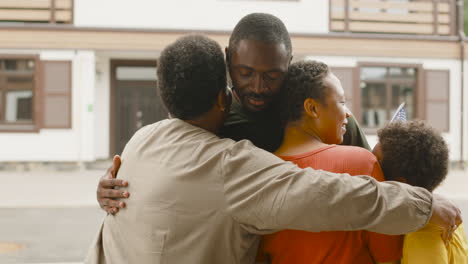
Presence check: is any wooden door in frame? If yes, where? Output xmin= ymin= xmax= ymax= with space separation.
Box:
xmin=111 ymin=61 xmax=167 ymax=156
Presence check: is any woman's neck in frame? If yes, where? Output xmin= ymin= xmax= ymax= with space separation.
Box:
xmin=275 ymin=123 xmax=327 ymax=157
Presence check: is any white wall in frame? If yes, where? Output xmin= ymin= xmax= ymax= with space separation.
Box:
xmin=74 ymin=0 xmax=329 ymax=34
xmin=464 ymin=60 xmax=468 ymax=164
xmin=306 ymin=55 xmax=463 ymax=161
xmin=0 ymin=50 xmax=96 ymax=161
xmin=93 ymin=56 xmax=110 ymax=160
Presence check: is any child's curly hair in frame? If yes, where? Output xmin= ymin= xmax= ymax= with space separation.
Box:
xmin=377 ymin=121 xmax=449 ymax=191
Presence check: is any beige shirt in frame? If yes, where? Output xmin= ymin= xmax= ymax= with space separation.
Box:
xmin=86 ymin=119 xmax=433 ymax=264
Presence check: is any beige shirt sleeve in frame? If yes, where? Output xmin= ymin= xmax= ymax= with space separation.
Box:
xmin=221 ymin=140 xmax=433 ymax=235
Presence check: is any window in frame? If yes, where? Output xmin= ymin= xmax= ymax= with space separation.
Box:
xmin=359 ymin=65 xmax=418 ymax=129
xmin=329 ymin=0 xmax=454 ymax=36
xmin=0 ymin=0 xmax=73 ymax=24
xmin=0 ymin=57 xmax=39 ymax=131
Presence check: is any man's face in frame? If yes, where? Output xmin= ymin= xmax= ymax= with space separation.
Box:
xmin=227 ymin=39 xmax=290 ymax=112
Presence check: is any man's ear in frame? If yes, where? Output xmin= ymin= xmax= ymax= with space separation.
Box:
xmin=217 ymin=88 xmax=231 ymax=112
xmin=225 ymin=47 xmax=230 ymax=63
xmin=303 ymin=98 xmax=320 ymax=118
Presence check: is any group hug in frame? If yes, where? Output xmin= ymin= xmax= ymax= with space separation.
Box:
xmin=86 ymin=13 xmax=467 ymax=264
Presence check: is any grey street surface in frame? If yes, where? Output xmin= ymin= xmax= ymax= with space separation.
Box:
xmin=0 ymin=166 xmax=467 ymax=263
xmin=0 ymin=208 xmax=104 ymax=264
xmin=0 ymin=168 xmax=105 ymax=264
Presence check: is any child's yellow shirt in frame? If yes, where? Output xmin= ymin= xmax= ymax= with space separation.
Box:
xmin=402 ymin=223 xmax=468 ymax=264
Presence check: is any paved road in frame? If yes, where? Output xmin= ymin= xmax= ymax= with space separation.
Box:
xmin=0 ymin=207 xmax=105 ymax=264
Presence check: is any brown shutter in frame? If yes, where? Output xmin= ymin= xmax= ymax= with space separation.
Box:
xmin=424 ymin=70 xmax=450 ymax=132
xmin=41 ymin=61 xmax=72 ymax=128
xmin=331 ymin=67 xmax=355 ymax=112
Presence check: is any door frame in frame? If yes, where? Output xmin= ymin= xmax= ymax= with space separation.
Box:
xmin=109 ymin=59 xmax=157 ymax=156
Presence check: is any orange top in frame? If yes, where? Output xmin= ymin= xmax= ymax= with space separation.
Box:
xmin=260 ymin=145 xmax=403 ymax=264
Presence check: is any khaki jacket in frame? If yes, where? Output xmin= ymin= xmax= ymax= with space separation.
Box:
xmin=85 ymin=119 xmax=432 ymax=264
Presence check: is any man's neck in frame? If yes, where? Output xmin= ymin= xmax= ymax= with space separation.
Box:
xmin=184 ymin=113 xmax=221 ymax=134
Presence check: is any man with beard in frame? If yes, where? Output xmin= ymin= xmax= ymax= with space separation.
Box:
xmin=220 ymin=13 xmax=369 ymax=153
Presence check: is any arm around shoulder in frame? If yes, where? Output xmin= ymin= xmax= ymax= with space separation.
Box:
xmin=221 ymin=140 xmax=433 ymax=235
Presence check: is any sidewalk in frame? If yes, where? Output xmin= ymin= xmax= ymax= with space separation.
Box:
xmin=0 ymin=169 xmax=102 ymax=208
xmin=0 ymin=167 xmax=107 ymax=264
xmin=434 ymin=168 xmax=468 ymax=200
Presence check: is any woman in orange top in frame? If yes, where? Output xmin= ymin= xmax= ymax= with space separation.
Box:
xmin=259 ymin=61 xmax=402 ymax=264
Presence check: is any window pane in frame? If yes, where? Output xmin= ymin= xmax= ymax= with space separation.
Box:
xmin=0 ymin=59 xmax=34 ymax=72
xmin=0 ymin=58 xmax=36 ymax=127
xmin=389 ymin=67 xmax=416 ymax=81
xmin=391 ymin=84 xmax=414 ymax=120
xmin=361 ymin=67 xmax=386 ymax=81
xmin=116 ymin=66 xmax=157 ymax=81
xmin=361 ymin=82 xmax=387 ymax=128
xmin=5 ymin=90 xmax=33 ymax=122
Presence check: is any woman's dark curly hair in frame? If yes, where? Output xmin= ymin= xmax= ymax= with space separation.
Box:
xmin=377 ymin=121 xmax=449 ymax=191
xmin=158 ymin=34 xmax=227 ymax=120
xmin=280 ymin=60 xmax=329 ymax=124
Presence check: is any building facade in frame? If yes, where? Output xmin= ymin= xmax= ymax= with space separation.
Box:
xmin=0 ymin=0 xmax=466 ymax=163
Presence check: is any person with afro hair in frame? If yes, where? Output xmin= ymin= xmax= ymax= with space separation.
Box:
xmin=373 ymin=121 xmax=468 ymax=264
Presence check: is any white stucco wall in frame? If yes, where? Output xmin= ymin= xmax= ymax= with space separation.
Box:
xmin=93 ymin=56 xmax=110 ymax=160
xmin=74 ymin=0 xmax=329 ymax=34
xmin=0 ymin=50 xmax=96 ymax=161
xmin=464 ymin=60 xmax=468 ymax=164
xmin=305 ymin=55 xmax=463 ymax=161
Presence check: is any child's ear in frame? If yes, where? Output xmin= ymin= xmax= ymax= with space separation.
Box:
xmin=303 ymin=98 xmax=320 ymax=118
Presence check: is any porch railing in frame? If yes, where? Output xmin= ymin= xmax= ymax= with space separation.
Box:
xmin=330 ymin=0 xmax=456 ymax=35
xmin=0 ymin=0 xmax=73 ymax=24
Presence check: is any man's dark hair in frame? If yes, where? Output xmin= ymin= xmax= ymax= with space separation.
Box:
xmin=377 ymin=121 xmax=449 ymax=192
xmin=228 ymin=13 xmax=292 ymax=58
xmin=280 ymin=60 xmax=329 ymax=124
xmin=157 ymin=34 xmax=226 ymax=120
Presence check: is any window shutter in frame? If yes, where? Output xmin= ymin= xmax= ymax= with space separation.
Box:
xmin=41 ymin=61 xmax=72 ymax=128
xmin=331 ymin=67 xmax=355 ymax=112
xmin=424 ymin=70 xmax=449 ymax=132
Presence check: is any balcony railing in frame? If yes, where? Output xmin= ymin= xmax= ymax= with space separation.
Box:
xmin=0 ymin=0 xmax=73 ymax=24
xmin=330 ymin=0 xmax=456 ymax=36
